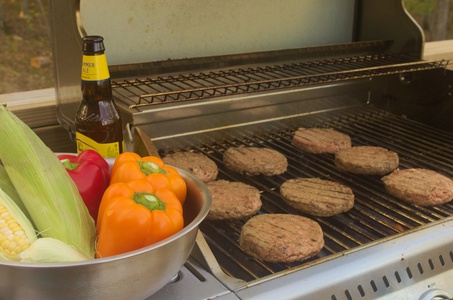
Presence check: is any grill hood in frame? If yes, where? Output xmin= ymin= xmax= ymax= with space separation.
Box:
xmin=50 ymin=0 xmax=425 ymax=133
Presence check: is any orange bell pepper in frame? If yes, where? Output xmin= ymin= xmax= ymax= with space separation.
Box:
xmin=110 ymin=152 xmax=187 ymax=204
xmin=96 ymin=179 xmax=184 ymax=258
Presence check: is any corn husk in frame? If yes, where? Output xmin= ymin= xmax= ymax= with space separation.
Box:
xmin=19 ymin=238 xmax=88 ymax=263
xmin=0 ymin=164 xmax=31 ymax=220
xmin=0 ymin=105 xmax=96 ymax=259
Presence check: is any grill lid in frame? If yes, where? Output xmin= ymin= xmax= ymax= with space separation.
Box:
xmin=51 ymin=0 xmax=424 ymax=132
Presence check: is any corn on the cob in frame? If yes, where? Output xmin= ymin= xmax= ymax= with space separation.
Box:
xmin=0 ymin=188 xmax=37 ymax=261
xmin=0 ymin=188 xmax=87 ymax=262
xmin=0 ymin=204 xmax=29 ymax=257
xmin=0 ymin=105 xmax=96 ymax=259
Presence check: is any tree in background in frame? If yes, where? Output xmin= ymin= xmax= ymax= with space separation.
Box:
xmin=404 ymin=0 xmax=452 ymax=41
xmin=432 ymin=0 xmax=450 ymax=40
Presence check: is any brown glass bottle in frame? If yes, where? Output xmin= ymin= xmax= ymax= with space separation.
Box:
xmin=75 ymin=36 xmax=124 ymax=158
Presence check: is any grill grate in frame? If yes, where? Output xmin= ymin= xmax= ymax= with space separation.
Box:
xmin=163 ymin=105 xmax=453 ymax=282
xmin=111 ymin=55 xmax=448 ymax=109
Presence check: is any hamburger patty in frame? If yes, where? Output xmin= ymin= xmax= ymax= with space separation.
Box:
xmin=335 ymin=146 xmax=399 ymax=175
xmin=280 ymin=178 xmax=354 ymax=217
xmin=382 ymin=168 xmax=453 ymax=206
xmin=239 ymin=214 xmax=324 ymax=263
xmin=162 ymin=151 xmax=218 ymax=182
xmin=206 ymin=180 xmax=262 ymax=220
xmin=291 ymin=128 xmax=352 ymax=154
xmin=223 ymin=146 xmax=288 ymax=176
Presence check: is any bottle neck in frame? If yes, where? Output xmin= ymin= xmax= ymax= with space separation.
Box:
xmin=81 ymin=53 xmax=110 ymax=81
xmin=81 ymin=52 xmax=112 ymax=101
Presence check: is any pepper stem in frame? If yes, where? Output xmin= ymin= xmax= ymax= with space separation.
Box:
xmin=133 ymin=192 xmax=166 ymax=211
xmin=60 ymin=159 xmax=78 ymax=171
xmin=138 ymin=161 xmax=166 ymax=175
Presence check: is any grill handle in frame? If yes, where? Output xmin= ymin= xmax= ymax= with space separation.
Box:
xmin=190 ymin=231 xmax=247 ymax=291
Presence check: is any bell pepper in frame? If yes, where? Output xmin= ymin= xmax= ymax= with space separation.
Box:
xmin=95 ymin=179 xmax=184 ymax=258
xmin=58 ymin=150 xmax=110 ymax=221
xmin=110 ymin=152 xmax=187 ymax=204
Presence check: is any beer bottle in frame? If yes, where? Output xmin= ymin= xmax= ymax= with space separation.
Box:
xmin=75 ymin=35 xmax=124 ymax=158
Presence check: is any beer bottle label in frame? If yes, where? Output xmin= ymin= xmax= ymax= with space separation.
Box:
xmin=81 ymin=54 xmax=110 ymax=81
xmin=75 ymin=132 xmax=124 ymax=158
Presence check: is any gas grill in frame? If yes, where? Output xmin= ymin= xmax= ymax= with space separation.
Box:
xmin=49 ymin=0 xmax=453 ymax=299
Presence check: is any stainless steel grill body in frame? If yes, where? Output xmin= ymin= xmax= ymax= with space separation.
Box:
xmin=130 ymin=56 xmax=453 ymax=299
xmin=49 ymin=1 xmax=453 ymax=299
xmin=143 ymin=93 xmax=453 ymax=300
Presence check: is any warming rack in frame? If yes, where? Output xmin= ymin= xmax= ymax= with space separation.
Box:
xmin=158 ymin=104 xmax=453 ymax=283
xmin=111 ymin=54 xmax=448 ymax=108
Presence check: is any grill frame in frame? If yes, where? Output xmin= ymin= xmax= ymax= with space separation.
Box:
xmin=117 ymin=54 xmax=453 ymax=298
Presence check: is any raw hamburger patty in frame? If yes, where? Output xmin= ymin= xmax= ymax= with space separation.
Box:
xmin=280 ymin=178 xmax=354 ymax=217
xmin=223 ymin=146 xmax=288 ymax=176
xmin=335 ymin=146 xmax=399 ymax=175
xmin=206 ymin=180 xmax=262 ymax=220
xmin=291 ymin=128 xmax=351 ymax=154
xmin=382 ymin=168 xmax=453 ymax=206
xmin=162 ymin=151 xmax=218 ymax=182
xmin=239 ymin=214 xmax=324 ymax=263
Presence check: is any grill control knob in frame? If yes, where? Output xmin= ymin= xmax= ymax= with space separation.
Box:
xmin=419 ymin=289 xmax=453 ymax=300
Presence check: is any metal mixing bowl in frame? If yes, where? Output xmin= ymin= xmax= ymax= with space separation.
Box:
xmin=0 ymin=168 xmax=211 ymax=300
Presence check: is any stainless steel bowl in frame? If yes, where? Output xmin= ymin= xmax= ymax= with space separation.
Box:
xmin=0 ymin=168 xmax=211 ymax=300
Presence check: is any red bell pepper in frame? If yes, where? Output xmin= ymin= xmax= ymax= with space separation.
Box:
xmin=58 ymin=150 xmax=110 ymax=221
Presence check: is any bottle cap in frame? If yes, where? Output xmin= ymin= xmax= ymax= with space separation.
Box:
xmin=82 ymin=36 xmax=105 ymax=54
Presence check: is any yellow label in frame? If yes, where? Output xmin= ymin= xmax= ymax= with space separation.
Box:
xmin=75 ymin=132 xmax=124 ymax=158
xmin=81 ymin=54 xmax=110 ymax=81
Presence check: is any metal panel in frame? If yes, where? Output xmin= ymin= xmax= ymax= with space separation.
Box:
xmin=356 ymin=0 xmax=424 ymax=58
xmin=79 ymin=0 xmax=355 ymax=65
xmin=49 ymin=0 xmax=84 ymax=132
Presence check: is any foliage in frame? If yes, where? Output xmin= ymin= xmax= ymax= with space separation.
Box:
xmin=404 ymin=0 xmax=453 ymax=41
xmin=0 ymin=0 xmax=53 ymax=94
xmin=404 ymin=0 xmax=436 ymax=14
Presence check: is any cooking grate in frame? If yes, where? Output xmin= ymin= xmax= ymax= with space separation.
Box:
xmin=161 ymin=105 xmax=453 ymax=282
xmin=111 ymin=55 xmax=448 ymax=109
